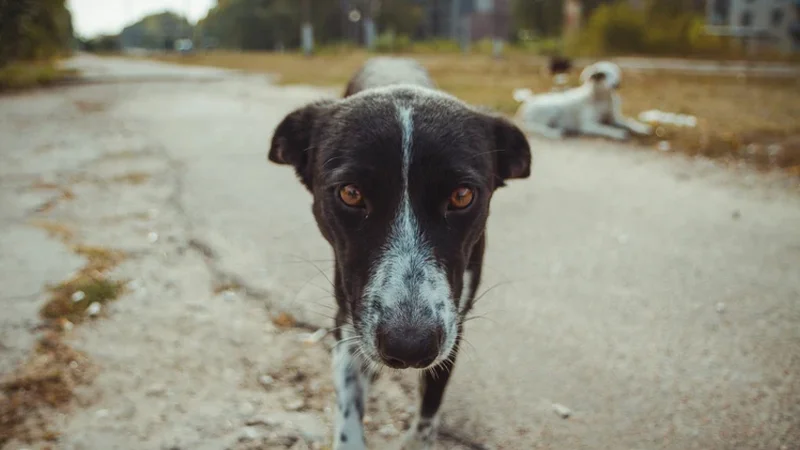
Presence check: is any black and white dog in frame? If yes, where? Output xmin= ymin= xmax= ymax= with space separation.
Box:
xmin=268 ymin=56 xmax=532 ymax=449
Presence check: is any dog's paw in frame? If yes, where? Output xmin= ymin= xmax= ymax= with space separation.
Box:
xmin=394 ymin=419 xmax=438 ymax=450
xmin=394 ymin=432 xmax=436 ymax=450
xmin=611 ymin=128 xmax=630 ymax=141
xmin=636 ymin=123 xmax=653 ymax=136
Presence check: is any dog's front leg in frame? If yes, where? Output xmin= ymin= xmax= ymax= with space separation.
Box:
xmin=581 ymin=122 xmax=629 ymax=140
xmin=397 ymin=345 xmax=460 ymax=450
xmin=611 ymin=95 xmax=652 ymax=135
xmin=333 ymin=332 xmax=375 ymax=450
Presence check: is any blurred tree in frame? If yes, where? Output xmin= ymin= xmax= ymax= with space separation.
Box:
xmin=197 ymin=0 xmax=341 ymax=50
xmin=0 ymin=0 xmax=74 ymax=67
xmin=120 ymin=12 xmax=193 ymax=49
xmin=512 ymin=0 xmax=564 ymax=39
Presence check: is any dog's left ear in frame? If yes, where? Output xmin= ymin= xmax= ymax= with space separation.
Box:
xmin=489 ymin=116 xmax=532 ymax=187
xmin=268 ymin=99 xmax=336 ymax=191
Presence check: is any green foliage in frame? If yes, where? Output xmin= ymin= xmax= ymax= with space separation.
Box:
xmin=0 ymin=0 xmax=74 ymax=67
xmin=567 ymin=0 xmax=732 ymax=57
xmin=512 ymin=0 xmax=563 ymax=40
xmin=374 ymin=31 xmax=413 ymax=53
xmin=0 ymin=62 xmax=77 ymax=92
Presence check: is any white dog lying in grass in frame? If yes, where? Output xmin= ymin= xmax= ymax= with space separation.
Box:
xmin=514 ymin=61 xmax=653 ymax=141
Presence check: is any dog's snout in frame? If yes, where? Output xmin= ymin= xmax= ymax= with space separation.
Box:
xmin=376 ymin=321 xmax=443 ymax=369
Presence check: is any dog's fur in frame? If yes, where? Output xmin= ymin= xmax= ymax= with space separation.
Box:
xmin=268 ymin=56 xmax=531 ymax=449
xmin=515 ymin=61 xmax=652 ymax=141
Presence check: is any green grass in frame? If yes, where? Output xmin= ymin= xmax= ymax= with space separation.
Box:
xmin=0 ymin=62 xmax=78 ymax=93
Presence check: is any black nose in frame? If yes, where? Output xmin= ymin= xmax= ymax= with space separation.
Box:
xmin=376 ymin=322 xmax=443 ymax=369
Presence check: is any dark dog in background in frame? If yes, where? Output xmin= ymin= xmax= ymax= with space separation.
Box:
xmin=268 ymin=56 xmax=532 ymax=449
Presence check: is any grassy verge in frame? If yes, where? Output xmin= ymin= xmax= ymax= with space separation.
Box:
xmin=0 ymin=62 xmax=78 ymax=93
xmin=151 ymin=50 xmax=800 ymax=175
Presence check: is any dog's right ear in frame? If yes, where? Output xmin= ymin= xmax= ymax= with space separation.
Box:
xmin=268 ymin=100 xmax=336 ymax=191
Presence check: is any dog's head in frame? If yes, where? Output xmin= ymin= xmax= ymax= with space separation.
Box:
xmin=268 ymin=85 xmax=531 ymax=370
xmin=580 ymin=61 xmax=622 ymax=89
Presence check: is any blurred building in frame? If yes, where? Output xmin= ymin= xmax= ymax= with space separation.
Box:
xmin=410 ymin=0 xmax=511 ymax=41
xmin=707 ymin=0 xmax=800 ymax=53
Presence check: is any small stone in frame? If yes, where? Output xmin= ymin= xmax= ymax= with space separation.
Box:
xmin=716 ymin=302 xmax=726 ymax=313
xmin=147 ymin=231 xmax=159 ymax=243
xmin=222 ymin=290 xmax=237 ymax=302
xmin=69 ymin=361 xmax=78 ymax=369
xmin=258 ymin=374 xmax=275 ymax=388
xmin=61 ymin=319 xmax=74 ymax=331
xmin=239 ymin=427 xmax=259 ymax=441
xmin=362 ymin=415 xmax=373 ymax=425
xmin=86 ymin=302 xmax=101 ymax=317
xmin=301 ymin=328 xmax=327 ymax=345
xmin=378 ymin=424 xmax=398 ymax=437
xmin=552 ymin=403 xmax=572 ymax=419
xmin=95 ymin=409 xmax=110 ymax=418
xmin=71 ymin=291 xmax=86 ymax=302
xmin=285 ymin=398 xmax=305 ymax=411
xmin=657 ymin=140 xmax=671 ymax=152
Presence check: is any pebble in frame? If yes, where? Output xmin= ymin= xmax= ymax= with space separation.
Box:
xmin=86 ymin=302 xmax=101 ymax=317
xmin=552 ymin=403 xmax=572 ymax=419
xmin=716 ymin=302 xmax=726 ymax=313
xmin=95 ymin=409 xmax=110 ymax=418
xmin=147 ymin=231 xmax=159 ymax=243
xmin=658 ymin=140 xmax=671 ymax=152
xmin=258 ymin=374 xmax=275 ymax=387
xmin=285 ymin=398 xmax=305 ymax=411
xmin=71 ymin=290 xmax=86 ymax=302
xmin=222 ymin=290 xmax=237 ymax=302
xmin=301 ymin=328 xmax=327 ymax=345
xmin=239 ymin=427 xmax=260 ymax=441
xmin=378 ymin=424 xmax=398 ymax=437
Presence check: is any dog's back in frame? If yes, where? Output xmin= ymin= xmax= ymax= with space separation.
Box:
xmin=343 ymin=57 xmax=435 ymax=97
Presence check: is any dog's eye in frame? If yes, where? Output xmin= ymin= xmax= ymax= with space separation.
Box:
xmin=339 ymin=184 xmax=365 ymax=208
xmin=448 ymin=186 xmax=474 ymax=210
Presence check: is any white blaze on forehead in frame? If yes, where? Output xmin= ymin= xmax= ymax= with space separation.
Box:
xmin=361 ymin=102 xmax=458 ymax=364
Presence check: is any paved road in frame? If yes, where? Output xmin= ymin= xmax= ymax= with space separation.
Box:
xmin=2 ymin=55 xmax=799 ymax=450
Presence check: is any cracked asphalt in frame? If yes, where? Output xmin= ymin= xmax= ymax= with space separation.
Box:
xmin=1 ymin=54 xmax=799 ymax=450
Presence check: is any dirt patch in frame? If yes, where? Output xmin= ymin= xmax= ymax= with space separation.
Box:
xmin=0 ymin=333 xmax=96 ymax=447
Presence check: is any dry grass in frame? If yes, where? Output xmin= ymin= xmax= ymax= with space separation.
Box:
xmin=30 ymin=220 xmax=75 ymax=243
xmin=0 ymin=333 xmax=95 ymax=446
xmin=39 ymin=245 xmax=127 ymax=327
xmin=152 ymin=50 xmax=800 ymax=174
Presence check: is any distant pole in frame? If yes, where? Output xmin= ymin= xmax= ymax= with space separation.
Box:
xmin=450 ymin=0 xmax=461 ymax=39
xmin=364 ymin=0 xmax=377 ymax=51
xmin=301 ymin=0 xmax=314 ymax=56
xmin=491 ymin=0 xmax=504 ymax=58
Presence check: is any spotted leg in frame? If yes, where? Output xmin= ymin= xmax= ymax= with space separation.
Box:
xmin=332 ymin=328 xmax=376 ymax=450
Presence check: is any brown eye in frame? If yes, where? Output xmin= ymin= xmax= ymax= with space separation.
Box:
xmin=448 ymin=186 xmax=474 ymax=210
xmin=339 ymin=184 xmax=365 ymax=208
